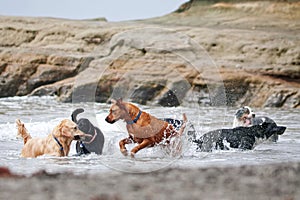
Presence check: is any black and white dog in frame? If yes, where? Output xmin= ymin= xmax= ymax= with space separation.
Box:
xmin=163 ymin=118 xmax=196 ymax=142
xmin=233 ymin=106 xmax=280 ymax=142
xmin=71 ymin=108 xmax=105 ymax=155
xmin=232 ymin=106 xmax=255 ymax=127
xmin=193 ymin=122 xmax=286 ymax=152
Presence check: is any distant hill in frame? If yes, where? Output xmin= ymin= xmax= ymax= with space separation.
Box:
xmin=147 ymin=0 xmax=300 ymax=32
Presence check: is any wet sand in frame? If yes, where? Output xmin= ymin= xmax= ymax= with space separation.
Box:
xmin=1 ymin=162 xmax=299 ymax=200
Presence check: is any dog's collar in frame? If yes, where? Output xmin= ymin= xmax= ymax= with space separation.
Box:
xmin=53 ymin=135 xmax=64 ymax=153
xmin=126 ymin=110 xmax=142 ymax=125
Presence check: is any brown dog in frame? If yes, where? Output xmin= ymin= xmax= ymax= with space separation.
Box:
xmin=105 ymin=99 xmax=187 ymax=157
xmin=16 ymin=119 xmax=90 ymax=158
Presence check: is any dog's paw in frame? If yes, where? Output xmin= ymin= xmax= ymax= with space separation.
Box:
xmin=130 ymin=152 xmax=135 ymax=158
xmin=120 ymin=149 xmax=128 ymax=156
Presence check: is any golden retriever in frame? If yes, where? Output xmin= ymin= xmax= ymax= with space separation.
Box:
xmin=105 ymin=99 xmax=187 ymax=157
xmin=16 ymin=119 xmax=90 ymax=158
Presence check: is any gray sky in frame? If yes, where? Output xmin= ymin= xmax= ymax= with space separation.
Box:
xmin=0 ymin=0 xmax=188 ymax=21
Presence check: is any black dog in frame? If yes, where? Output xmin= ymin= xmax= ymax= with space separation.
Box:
xmin=71 ymin=108 xmax=105 ymax=155
xmin=193 ymin=122 xmax=286 ymax=152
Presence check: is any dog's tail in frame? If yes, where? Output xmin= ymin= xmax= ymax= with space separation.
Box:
xmin=178 ymin=113 xmax=187 ymax=136
xmin=71 ymin=108 xmax=84 ymax=123
xmin=16 ymin=119 xmax=32 ymax=145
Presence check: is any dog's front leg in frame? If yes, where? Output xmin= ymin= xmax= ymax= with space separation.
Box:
xmin=130 ymin=139 xmax=152 ymax=158
xmin=119 ymin=137 xmax=133 ymax=156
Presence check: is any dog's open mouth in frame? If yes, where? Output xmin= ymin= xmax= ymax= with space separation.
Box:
xmin=242 ymin=117 xmax=251 ymax=126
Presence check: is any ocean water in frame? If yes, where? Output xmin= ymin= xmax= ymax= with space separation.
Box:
xmin=0 ymin=96 xmax=299 ymax=175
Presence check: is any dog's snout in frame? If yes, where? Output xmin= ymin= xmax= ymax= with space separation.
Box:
xmin=74 ymin=133 xmax=92 ymax=141
xmin=252 ymin=114 xmax=256 ymax=118
xmin=105 ymin=116 xmax=115 ymax=124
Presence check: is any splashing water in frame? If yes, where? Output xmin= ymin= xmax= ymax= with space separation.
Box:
xmin=0 ymin=96 xmax=299 ymax=175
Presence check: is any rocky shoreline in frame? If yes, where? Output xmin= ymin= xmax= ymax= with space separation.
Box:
xmin=0 ymin=1 xmax=299 ymax=108
xmin=1 ymin=162 xmax=300 ymax=200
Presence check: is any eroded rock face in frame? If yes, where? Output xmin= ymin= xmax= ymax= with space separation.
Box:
xmin=0 ymin=1 xmax=299 ymax=108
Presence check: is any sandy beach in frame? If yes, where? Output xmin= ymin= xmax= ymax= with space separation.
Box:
xmin=1 ymin=162 xmax=299 ymax=200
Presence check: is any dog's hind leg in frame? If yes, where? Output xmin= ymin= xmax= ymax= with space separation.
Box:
xmin=130 ymin=139 xmax=152 ymax=158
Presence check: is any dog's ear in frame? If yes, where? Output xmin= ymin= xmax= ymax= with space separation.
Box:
xmin=116 ymin=98 xmax=123 ymax=106
xmin=116 ymin=98 xmax=123 ymax=104
xmin=61 ymin=126 xmax=73 ymax=138
xmin=110 ymin=99 xmax=117 ymax=104
xmin=57 ymin=120 xmax=73 ymax=138
xmin=235 ymin=108 xmax=244 ymax=118
xmin=116 ymin=98 xmax=128 ymax=111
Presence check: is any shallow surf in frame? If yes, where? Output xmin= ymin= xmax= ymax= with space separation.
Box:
xmin=0 ymin=96 xmax=299 ymax=175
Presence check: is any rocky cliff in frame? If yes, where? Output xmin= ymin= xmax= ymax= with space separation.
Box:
xmin=0 ymin=1 xmax=299 ymax=108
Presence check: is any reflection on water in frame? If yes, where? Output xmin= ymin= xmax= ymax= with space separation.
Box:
xmin=0 ymin=96 xmax=299 ymax=175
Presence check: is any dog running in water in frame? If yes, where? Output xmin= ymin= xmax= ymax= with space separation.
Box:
xmin=105 ymin=99 xmax=187 ymax=157
xmin=193 ymin=122 xmax=286 ymax=152
xmin=233 ymin=106 xmax=282 ymax=142
xmin=16 ymin=119 xmax=90 ymax=158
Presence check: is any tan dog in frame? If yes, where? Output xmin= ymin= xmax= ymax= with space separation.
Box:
xmin=16 ymin=119 xmax=90 ymax=158
xmin=105 ymin=99 xmax=187 ymax=157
